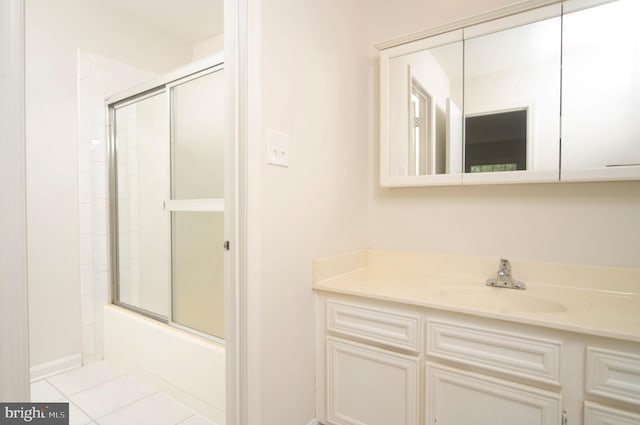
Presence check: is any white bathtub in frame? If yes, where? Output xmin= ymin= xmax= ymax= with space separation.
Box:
xmin=104 ymin=305 xmax=225 ymax=424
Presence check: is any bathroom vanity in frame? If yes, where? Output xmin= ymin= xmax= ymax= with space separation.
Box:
xmin=312 ymin=250 xmax=640 ymax=425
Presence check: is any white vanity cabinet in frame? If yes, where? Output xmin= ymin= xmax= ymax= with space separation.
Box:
xmin=425 ymin=319 xmax=563 ymax=425
xmin=584 ymin=402 xmax=640 ymax=425
xmin=316 ymin=294 xmax=640 ymax=425
xmin=323 ymin=301 xmax=421 ymax=425
xmin=426 ymin=364 xmax=561 ymax=425
xmin=326 ymin=337 xmax=419 ymax=425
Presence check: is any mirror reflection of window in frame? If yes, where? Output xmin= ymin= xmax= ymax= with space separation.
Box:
xmin=386 ymin=37 xmax=463 ymax=178
xmin=465 ymin=109 xmax=527 ymax=173
xmin=409 ymin=77 xmax=431 ymax=176
xmin=463 ymin=8 xmax=561 ymax=176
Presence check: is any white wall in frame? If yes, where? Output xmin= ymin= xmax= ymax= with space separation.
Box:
xmin=255 ymin=0 xmax=370 ymax=423
xmin=26 ymin=0 xmax=194 ymax=368
xmin=193 ymin=34 xmax=225 ymax=60
xmin=369 ymin=0 xmax=640 ymax=269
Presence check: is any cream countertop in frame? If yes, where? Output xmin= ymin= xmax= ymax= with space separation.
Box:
xmin=312 ymin=250 xmax=640 ymax=343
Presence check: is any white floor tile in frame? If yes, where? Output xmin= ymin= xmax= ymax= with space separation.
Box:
xmin=96 ymin=393 xmax=193 ymax=425
xmin=43 ymin=361 xmax=214 ymax=425
xmin=55 ymin=399 xmax=93 ymax=425
xmin=177 ymin=415 xmax=218 ymax=425
xmin=31 ymin=380 xmax=63 ymax=402
xmin=69 ymin=401 xmax=94 ymax=425
xmin=69 ymin=374 xmax=156 ymax=419
xmin=47 ymin=361 xmax=126 ymax=396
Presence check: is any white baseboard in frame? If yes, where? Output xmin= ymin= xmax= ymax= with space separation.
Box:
xmin=30 ymin=353 xmax=82 ymax=382
xmin=306 ymin=420 xmax=321 ymax=425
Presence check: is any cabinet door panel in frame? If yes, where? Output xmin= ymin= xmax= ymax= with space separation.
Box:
xmin=426 ymin=363 xmax=562 ymax=425
xmin=327 ymin=337 xmax=419 ymax=425
xmin=584 ymin=401 xmax=640 ymax=425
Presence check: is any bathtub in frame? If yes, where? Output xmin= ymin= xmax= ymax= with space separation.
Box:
xmin=103 ymin=305 xmax=225 ymax=423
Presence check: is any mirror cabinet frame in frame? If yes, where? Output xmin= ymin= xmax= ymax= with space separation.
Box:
xmin=379 ymin=0 xmax=640 ymax=187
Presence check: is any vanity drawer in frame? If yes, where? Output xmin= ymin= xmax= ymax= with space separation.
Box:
xmin=326 ymin=301 xmax=420 ymax=352
xmin=586 ymin=347 xmax=640 ymax=406
xmin=426 ymin=319 xmax=562 ymax=386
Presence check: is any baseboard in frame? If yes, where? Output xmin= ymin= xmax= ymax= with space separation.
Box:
xmin=30 ymin=353 xmax=82 ymax=382
xmin=306 ymin=420 xmax=321 ymax=425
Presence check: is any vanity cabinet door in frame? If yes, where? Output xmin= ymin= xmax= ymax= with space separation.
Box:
xmin=426 ymin=363 xmax=562 ymax=425
xmin=584 ymin=401 xmax=640 ymax=425
xmin=326 ymin=337 xmax=419 ymax=425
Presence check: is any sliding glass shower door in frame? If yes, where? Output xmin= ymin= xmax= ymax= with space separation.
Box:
xmin=169 ymin=69 xmax=225 ymax=339
xmin=109 ymin=64 xmax=225 ymax=340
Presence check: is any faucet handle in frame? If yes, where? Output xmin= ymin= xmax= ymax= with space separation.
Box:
xmin=498 ymin=258 xmax=511 ymax=275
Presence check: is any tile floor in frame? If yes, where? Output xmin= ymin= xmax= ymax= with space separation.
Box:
xmin=31 ymin=361 xmax=217 ymax=425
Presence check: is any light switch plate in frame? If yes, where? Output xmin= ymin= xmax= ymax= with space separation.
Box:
xmin=267 ymin=130 xmax=290 ymax=167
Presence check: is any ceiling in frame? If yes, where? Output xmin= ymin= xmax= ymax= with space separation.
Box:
xmin=104 ymin=0 xmax=224 ymax=44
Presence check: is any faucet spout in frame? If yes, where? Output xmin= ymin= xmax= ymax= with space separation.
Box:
xmin=486 ymin=258 xmax=526 ymax=289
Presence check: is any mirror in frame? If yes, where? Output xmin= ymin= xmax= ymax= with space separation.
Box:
xmin=381 ymin=31 xmax=464 ymax=186
xmin=380 ymin=0 xmax=639 ymax=187
xmin=561 ymin=0 xmax=640 ymax=181
xmin=463 ymin=8 xmax=561 ymax=183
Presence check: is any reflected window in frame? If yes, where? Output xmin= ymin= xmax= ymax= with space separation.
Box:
xmin=386 ymin=37 xmax=464 ymax=178
xmin=409 ymin=78 xmax=431 ymax=175
xmin=464 ymin=13 xmax=561 ymax=175
xmin=465 ymin=109 xmax=527 ymax=173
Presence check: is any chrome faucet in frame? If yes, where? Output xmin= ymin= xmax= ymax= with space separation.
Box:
xmin=486 ymin=258 xmax=526 ymax=289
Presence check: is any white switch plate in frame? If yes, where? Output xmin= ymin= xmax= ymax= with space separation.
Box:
xmin=267 ymin=130 xmax=290 ymax=167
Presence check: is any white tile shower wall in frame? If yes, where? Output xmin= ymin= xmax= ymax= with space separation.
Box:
xmin=77 ymin=51 xmax=153 ymax=364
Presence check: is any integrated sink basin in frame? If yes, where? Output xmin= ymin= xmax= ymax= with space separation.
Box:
xmin=435 ymin=286 xmax=567 ymax=314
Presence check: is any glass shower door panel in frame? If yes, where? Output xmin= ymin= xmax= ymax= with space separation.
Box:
xmin=113 ymin=92 xmax=170 ymax=318
xmin=172 ymin=212 xmax=224 ymax=338
xmin=170 ymin=67 xmax=225 ymax=338
xmin=171 ymin=69 xmax=225 ymax=199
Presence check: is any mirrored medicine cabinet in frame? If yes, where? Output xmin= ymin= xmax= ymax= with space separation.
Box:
xmin=379 ymin=0 xmax=640 ymax=187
